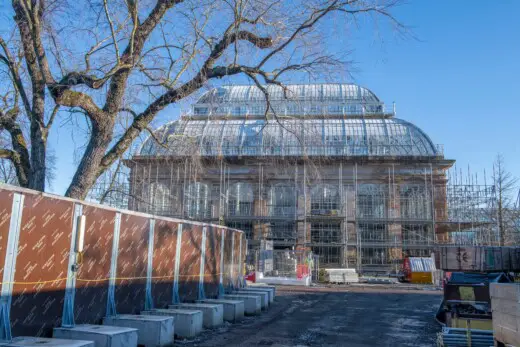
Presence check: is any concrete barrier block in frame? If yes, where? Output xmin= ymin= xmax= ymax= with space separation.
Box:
xmin=233 ymin=290 xmax=269 ymax=309
xmin=103 ymin=315 xmax=174 ymax=347
xmin=197 ymin=299 xmax=245 ymax=322
xmin=248 ymin=284 xmax=276 ymax=296
xmin=141 ymin=309 xmax=203 ymax=338
xmin=169 ymin=303 xmax=223 ymax=329
xmin=222 ymin=295 xmax=261 ymax=315
xmin=0 ymin=337 xmax=94 ymax=347
xmin=53 ymin=324 xmax=138 ymax=347
xmin=241 ymin=287 xmax=275 ymax=303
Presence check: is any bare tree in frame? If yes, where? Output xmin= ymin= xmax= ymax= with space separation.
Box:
xmin=491 ymin=154 xmax=519 ymax=246
xmin=0 ymin=0 xmax=404 ymax=199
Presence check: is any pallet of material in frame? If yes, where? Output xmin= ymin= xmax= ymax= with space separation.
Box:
xmin=490 ymin=283 xmax=520 ymax=347
xmin=324 ymin=269 xmax=359 ymax=284
xmin=439 ymin=246 xmax=520 ymax=272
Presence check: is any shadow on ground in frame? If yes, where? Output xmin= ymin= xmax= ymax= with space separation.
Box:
xmin=185 ymin=285 xmax=442 ymax=347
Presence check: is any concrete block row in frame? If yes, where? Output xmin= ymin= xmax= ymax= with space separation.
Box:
xmin=2 ymin=286 xmax=276 ymax=347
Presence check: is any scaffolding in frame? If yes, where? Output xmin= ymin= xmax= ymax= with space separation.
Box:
xmin=88 ymin=154 xmax=503 ymax=274
xmin=86 ymin=83 xmax=511 ymax=274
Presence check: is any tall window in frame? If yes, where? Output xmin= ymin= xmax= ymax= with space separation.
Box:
xmin=311 ymin=184 xmax=340 ymax=213
xmin=403 ymin=224 xmax=432 ymax=245
xmin=184 ymin=182 xmax=211 ymax=219
xmin=361 ymin=247 xmax=390 ymax=265
xmin=149 ymin=182 xmax=170 ymax=216
xmin=268 ymin=222 xmax=296 ymax=240
xmin=227 ymin=182 xmax=253 ymax=216
xmin=310 ymin=222 xmax=342 ymax=243
xmin=359 ymin=223 xmax=388 ymax=243
xmin=357 ymin=184 xmax=386 ymax=219
xmin=400 ymin=185 xmax=431 ymax=220
xmin=268 ymin=184 xmax=296 ymax=217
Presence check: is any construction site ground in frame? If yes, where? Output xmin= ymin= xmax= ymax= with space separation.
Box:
xmin=184 ymin=284 xmax=441 ymax=347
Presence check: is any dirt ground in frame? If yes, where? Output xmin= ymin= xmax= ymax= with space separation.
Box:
xmin=178 ymin=284 xmax=442 ymax=347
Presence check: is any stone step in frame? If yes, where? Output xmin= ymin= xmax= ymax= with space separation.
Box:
xmin=233 ymin=290 xmax=269 ymax=309
xmin=169 ymin=303 xmax=223 ymax=329
xmin=103 ymin=314 xmax=174 ymax=347
xmin=0 ymin=337 xmax=94 ymax=347
xmin=197 ymin=299 xmax=245 ymax=322
xmin=53 ymin=324 xmax=138 ymax=347
xmin=141 ymin=309 xmax=203 ymax=339
xmin=222 ymin=295 xmax=261 ymax=315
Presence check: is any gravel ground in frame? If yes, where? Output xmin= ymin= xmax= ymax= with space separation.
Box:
xmin=175 ymin=285 xmax=442 ymax=347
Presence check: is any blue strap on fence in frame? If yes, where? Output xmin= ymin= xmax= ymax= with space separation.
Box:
xmin=62 ymin=289 xmax=75 ymax=327
xmin=145 ymin=220 xmax=155 ymax=311
xmin=105 ymin=285 xmax=117 ymax=317
xmin=0 ymin=302 xmax=12 ymax=341
xmin=62 ymin=203 xmax=83 ymax=328
xmin=197 ymin=227 xmax=207 ymax=300
xmin=218 ymin=282 xmax=225 ymax=298
xmin=105 ymin=213 xmax=121 ymax=317
xmin=172 ymin=281 xmax=181 ymax=304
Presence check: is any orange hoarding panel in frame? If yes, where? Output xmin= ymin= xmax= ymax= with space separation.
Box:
xmin=0 ymin=185 xmax=245 ymax=338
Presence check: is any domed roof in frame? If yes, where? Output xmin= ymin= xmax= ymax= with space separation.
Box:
xmin=139 ymin=118 xmax=440 ymax=158
xmin=197 ymin=83 xmax=379 ymax=104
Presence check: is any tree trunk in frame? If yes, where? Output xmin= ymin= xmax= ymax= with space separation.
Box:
xmin=65 ymin=120 xmax=114 ymax=199
xmin=28 ymin=124 xmax=47 ymax=191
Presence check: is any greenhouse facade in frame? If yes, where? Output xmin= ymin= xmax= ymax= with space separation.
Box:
xmin=126 ymin=83 xmax=462 ymax=273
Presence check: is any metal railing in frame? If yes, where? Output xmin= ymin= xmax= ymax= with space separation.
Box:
xmin=191 ymin=101 xmax=395 ymax=118
xmin=195 ymin=144 xmax=444 ymax=158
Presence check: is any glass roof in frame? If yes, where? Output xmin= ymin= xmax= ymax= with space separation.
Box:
xmin=197 ymin=84 xmax=380 ymax=104
xmin=139 ymin=118 xmax=439 ymax=157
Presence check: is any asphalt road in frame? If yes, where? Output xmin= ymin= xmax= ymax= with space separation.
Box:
xmin=180 ymin=285 xmax=442 ymax=347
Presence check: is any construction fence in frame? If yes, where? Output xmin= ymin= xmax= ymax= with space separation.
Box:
xmin=0 ymin=184 xmax=245 ymax=339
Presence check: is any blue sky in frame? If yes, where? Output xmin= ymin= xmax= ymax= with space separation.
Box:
xmin=341 ymin=0 xmax=520 ymax=184
xmin=44 ymin=0 xmax=520 ymax=194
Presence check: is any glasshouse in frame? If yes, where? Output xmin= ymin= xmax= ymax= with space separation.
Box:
xmin=121 ymin=83 xmax=497 ymax=273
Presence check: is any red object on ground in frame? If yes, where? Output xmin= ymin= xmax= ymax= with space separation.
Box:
xmin=402 ymin=256 xmax=412 ymax=282
xmin=297 ymin=264 xmax=309 ymax=279
xmin=245 ymin=272 xmax=256 ymax=282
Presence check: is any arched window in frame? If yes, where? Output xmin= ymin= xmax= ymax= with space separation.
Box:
xmin=149 ymin=182 xmax=171 ymax=216
xmin=184 ymin=182 xmax=211 ymax=219
xmin=400 ymin=185 xmax=431 ymax=220
xmin=227 ymin=182 xmax=253 ymax=216
xmin=357 ymin=184 xmax=386 ymax=219
xmin=310 ymin=184 xmax=340 ymax=213
xmin=268 ymin=184 xmax=296 ymax=217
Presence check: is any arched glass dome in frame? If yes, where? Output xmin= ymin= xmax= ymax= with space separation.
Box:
xmin=193 ymin=84 xmax=383 ymax=117
xmin=138 ymin=83 xmax=440 ymax=158
xmin=197 ymin=84 xmax=379 ymax=104
xmin=139 ymin=118 xmax=440 ymax=157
